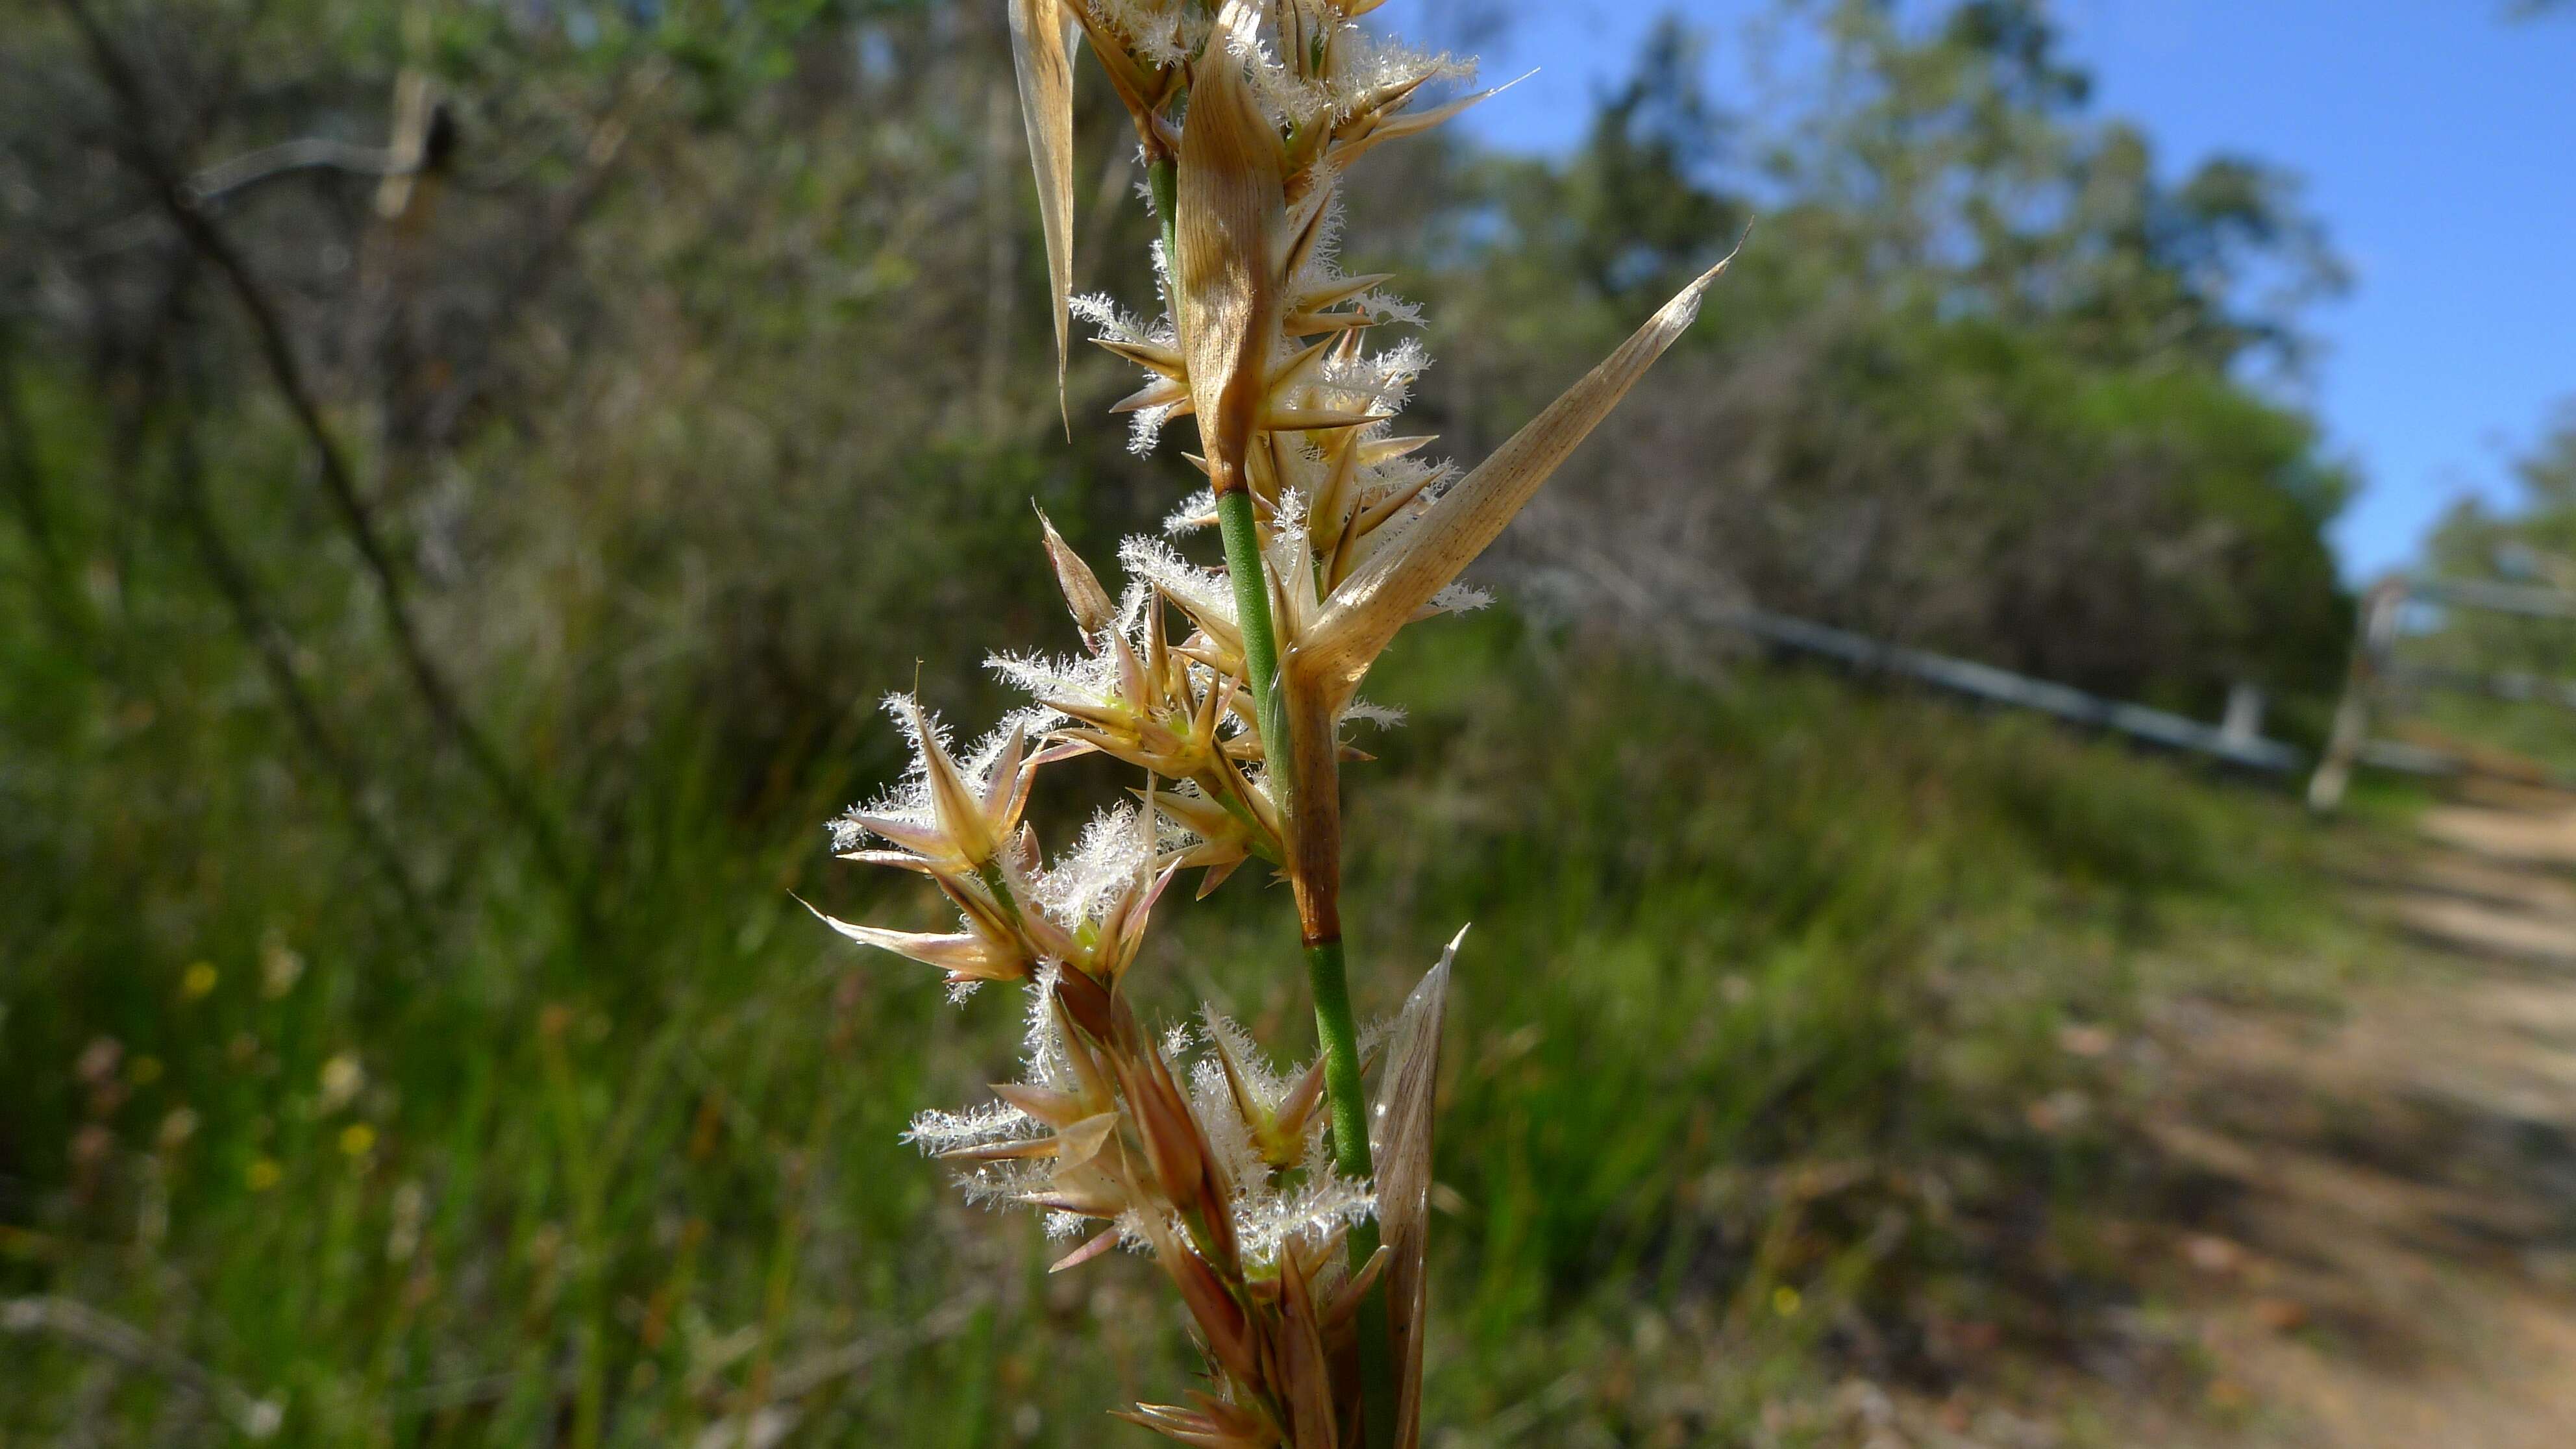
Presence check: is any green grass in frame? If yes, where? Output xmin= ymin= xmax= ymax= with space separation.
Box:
xmin=3 ymin=605 xmax=2373 ymax=1446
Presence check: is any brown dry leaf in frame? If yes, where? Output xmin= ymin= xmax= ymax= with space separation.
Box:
xmin=1174 ymin=0 xmax=1285 ymax=499
xmin=1293 ymin=243 xmax=1742 ymax=711
xmin=1005 ymin=0 xmax=1080 ymax=424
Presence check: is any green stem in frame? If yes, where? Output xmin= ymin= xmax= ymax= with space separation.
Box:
xmin=1215 ymin=490 xmax=1294 ymax=787
xmin=1153 ymin=151 xmax=1396 ymax=1447
xmin=976 ymin=858 xmax=1024 ymax=930
xmin=1303 ymin=939 xmax=1372 ymax=1183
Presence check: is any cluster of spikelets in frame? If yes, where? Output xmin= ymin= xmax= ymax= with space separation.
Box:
xmin=813 ymin=564 xmax=1457 ymax=1446
xmin=811 ymin=1 xmax=1732 ymax=1443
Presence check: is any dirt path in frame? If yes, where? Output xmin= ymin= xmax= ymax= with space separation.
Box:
xmin=2118 ymin=786 xmax=2576 ymax=1445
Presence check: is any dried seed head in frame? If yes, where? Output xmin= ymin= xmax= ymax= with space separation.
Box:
xmin=832 ymin=4 xmax=1735 ymax=1439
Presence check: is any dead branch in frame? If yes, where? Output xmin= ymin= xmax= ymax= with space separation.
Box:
xmin=56 ymin=0 xmax=593 ymax=915
xmin=182 ymin=137 xmax=413 ymax=207
xmin=2 ymin=1296 xmax=282 ymax=1440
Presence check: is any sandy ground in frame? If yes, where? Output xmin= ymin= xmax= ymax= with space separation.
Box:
xmin=2110 ymin=787 xmax=2576 ymax=1446
xmin=1842 ymin=784 xmax=2576 ymax=1448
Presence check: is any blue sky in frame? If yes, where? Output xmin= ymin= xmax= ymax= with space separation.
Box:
xmin=1448 ymin=1 xmax=2576 ymax=580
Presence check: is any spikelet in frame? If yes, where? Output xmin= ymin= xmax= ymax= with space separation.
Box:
xmin=1176 ymin=0 xmax=1287 ymax=503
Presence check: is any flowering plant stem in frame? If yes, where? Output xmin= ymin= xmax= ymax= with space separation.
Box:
xmin=1161 ymin=149 xmax=1398 ymax=1440
xmin=832 ymin=14 xmax=1729 ymax=1439
xmin=1215 ymin=490 xmax=1293 ymax=815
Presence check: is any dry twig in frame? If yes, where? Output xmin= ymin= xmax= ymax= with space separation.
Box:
xmin=2 ymin=1296 xmax=282 ymax=1440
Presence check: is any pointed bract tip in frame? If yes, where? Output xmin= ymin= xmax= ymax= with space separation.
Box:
xmin=1034 ymin=503 xmax=1117 ymax=641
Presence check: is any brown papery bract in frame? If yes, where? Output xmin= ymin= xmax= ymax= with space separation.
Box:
xmin=1174 ymin=1 xmax=1284 ymax=500
xmin=1292 ymin=245 xmax=1743 ymax=717
xmin=1005 ymin=0 xmax=1080 ymax=424
xmin=1370 ymin=935 xmax=1457 ymax=1449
